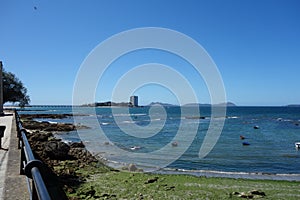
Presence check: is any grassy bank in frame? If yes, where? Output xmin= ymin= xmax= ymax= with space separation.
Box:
xmin=68 ymin=165 xmax=300 ymax=200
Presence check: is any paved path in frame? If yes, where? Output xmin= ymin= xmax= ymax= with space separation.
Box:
xmin=0 ymin=111 xmax=28 ymax=200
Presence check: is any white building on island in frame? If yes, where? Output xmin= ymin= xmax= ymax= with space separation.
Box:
xmin=130 ymin=96 xmax=138 ymax=107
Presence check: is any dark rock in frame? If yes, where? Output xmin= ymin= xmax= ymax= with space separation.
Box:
xmin=145 ymin=177 xmax=159 ymax=184
xmin=232 ymin=190 xmax=266 ymax=199
xmin=128 ymin=163 xmax=138 ymax=172
xmin=84 ymin=186 xmax=96 ymax=197
xmin=45 ymin=141 xmax=70 ymax=160
xmin=20 ymin=113 xmax=74 ymax=119
xmin=29 ymin=132 xmax=52 ymax=142
xmin=67 ymin=187 xmax=75 ymax=194
xmin=22 ymin=120 xmax=77 ymax=132
xmin=165 ymin=186 xmax=175 ymax=191
xmin=250 ymin=190 xmax=266 ymax=196
xmin=239 ymin=193 xmax=253 ymax=198
xmin=70 ymin=142 xmax=85 ymax=148
xmin=242 ymin=142 xmax=250 ymax=146
xmin=231 ymin=192 xmax=240 ymax=195
xmin=68 ymin=148 xmax=97 ymax=164
xmin=100 ymin=193 xmax=116 ymax=198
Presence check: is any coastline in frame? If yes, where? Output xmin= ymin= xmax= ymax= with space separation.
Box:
xmin=20 ymin=113 xmax=300 ymax=199
xmin=92 ymin=153 xmax=300 ymax=181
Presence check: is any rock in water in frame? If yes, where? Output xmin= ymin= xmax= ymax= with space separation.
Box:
xmin=128 ymin=163 xmax=138 ymax=172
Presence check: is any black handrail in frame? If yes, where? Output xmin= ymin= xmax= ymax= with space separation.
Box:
xmin=15 ymin=110 xmax=51 ymax=200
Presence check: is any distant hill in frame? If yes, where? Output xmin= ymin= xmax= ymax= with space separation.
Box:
xmin=83 ymin=101 xmax=130 ymax=107
xmin=286 ymin=104 xmax=300 ymax=107
xmin=147 ymin=102 xmax=178 ymax=107
xmin=184 ymin=103 xmax=211 ymax=107
xmin=184 ymin=102 xmax=236 ymax=107
xmin=215 ymin=102 xmax=237 ymax=107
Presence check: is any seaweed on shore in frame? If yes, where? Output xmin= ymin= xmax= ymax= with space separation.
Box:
xmin=20 ymin=115 xmax=111 ymax=199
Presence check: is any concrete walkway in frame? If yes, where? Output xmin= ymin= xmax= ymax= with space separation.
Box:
xmin=0 ymin=111 xmax=28 ymax=200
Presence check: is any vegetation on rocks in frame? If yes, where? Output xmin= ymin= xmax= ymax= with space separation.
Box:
xmin=68 ymin=170 xmax=300 ymax=200
xmin=20 ymin=114 xmax=108 ymax=199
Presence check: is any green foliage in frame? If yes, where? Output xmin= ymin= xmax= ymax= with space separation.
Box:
xmin=68 ymin=168 xmax=300 ymax=199
xmin=3 ymin=69 xmax=30 ymax=107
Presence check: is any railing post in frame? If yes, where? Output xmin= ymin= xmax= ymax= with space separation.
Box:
xmin=20 ymin=139 xmax=25 ymax=175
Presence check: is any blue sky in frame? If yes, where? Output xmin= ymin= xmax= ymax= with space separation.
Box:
xmin=1 ymin=0 xmax=300 ymax=106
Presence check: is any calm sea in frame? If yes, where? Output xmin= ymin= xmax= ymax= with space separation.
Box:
xmin=19 ymin=106 xmax=300 ymax=179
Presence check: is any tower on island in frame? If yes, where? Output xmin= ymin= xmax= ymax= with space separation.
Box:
xmin=130 ymin=96 xmax=138 ymax=107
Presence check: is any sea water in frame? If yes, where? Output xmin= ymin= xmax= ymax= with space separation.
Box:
xmin=18 ymin=106 xmax=300 ymax=178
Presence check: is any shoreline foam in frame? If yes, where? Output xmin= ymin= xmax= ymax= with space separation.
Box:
xmin=92 ymin=152 xmax=300 ymax=181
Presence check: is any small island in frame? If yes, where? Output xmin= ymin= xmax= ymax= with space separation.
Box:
xmin=83 ymin=96 xmax=141 ymax=107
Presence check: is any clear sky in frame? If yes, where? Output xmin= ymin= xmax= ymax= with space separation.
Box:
xmin=1 ymin=0 xmax=300 ymax=106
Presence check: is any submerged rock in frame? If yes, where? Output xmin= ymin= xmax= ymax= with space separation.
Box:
xmin=253 ymin=125 xmax=260 ymax=129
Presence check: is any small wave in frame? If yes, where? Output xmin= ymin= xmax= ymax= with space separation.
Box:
xmin=185 ymin=116 xmax=206 ymax=119
xmin=226 ymin=116 xmax=239 ymax=119
xmin=122 ymin=120 xmax=136 ymax=124
xmin=159 ymin=168 xmax=300 ymax=181
xmin=152 ymin=118 xmax=162 ymax=121
xmin=90 ymin=152 xmax=300 ymax=181
xmin=276 ymin=118 xmax=293 ymax=122
xmin=35 ymin=120 xmax=58 ymax=124
xmin=113 ymin=113 xmax=147 ymax=117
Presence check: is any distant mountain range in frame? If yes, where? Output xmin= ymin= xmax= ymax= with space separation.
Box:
xmin=82 ymin=101 xmax=237 ymax=107
xmin=147 ymin=102 xmax=237 ymax=107
xmin=147 ymin=102 xmax=178 ymax=107
xmin=184 ymin=102 xmax=237 ymax=107
xmin=286 ymin=104 xmax=300 ymax=107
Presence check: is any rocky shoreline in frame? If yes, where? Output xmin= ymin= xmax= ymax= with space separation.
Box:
xmin=20 ymin=114 xmax=112 ymax=199
xmin=19 ymin=114 xmax=299 ymax=199
xmin=20 ymin=114 xmax=89 ymax=132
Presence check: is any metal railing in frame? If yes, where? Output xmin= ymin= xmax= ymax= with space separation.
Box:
xmin=15 ymin=110 xmax=51 ymax=200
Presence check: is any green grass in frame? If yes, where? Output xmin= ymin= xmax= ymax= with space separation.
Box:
xmin=68 ymin=167 xmax=300 ymax=200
